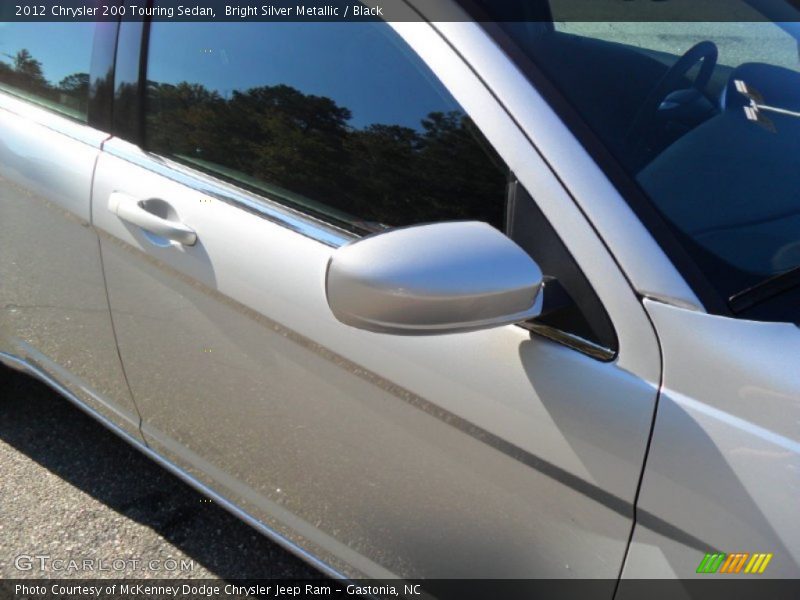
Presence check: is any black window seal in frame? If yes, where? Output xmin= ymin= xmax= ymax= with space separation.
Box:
xmin=110 ymin=1 xmax=151 ymax=146
xmin=87 ymin=14 xmax=122 ymax=132
xmin=508 ymin=179 xmax=619 ymax=360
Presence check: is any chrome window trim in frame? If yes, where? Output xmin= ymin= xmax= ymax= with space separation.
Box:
xmin=101 ymin=137 xmax=356 ymax=249
xmin=0 ymin=90 xmax=108 ymax=149
xmin=521 ymin=322 xmax=616 ymax=362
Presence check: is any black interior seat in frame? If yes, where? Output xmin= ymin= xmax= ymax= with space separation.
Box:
xmin=638 ymin=68 xmax=800 ymax=282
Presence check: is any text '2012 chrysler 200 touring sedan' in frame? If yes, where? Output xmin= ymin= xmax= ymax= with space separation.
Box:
xmin=0 ymin=0 xmax=798 ymax=595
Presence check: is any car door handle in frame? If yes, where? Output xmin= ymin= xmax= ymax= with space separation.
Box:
xmin=108 ymin=192 xmax=197 ymax=246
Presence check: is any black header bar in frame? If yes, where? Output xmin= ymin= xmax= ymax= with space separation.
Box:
xmin=2 ymin=0 xmax=800 ymax=22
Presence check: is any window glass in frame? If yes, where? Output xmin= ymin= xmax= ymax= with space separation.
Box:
xmin=491 ymin=15 xmax=800 ymax=312
xmin=0 ymin=23 xmax=94 ymax=121
xmin=143 ymin=22 xmax=508 ymax=233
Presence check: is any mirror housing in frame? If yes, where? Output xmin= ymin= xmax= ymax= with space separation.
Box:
xmin=325 ymin=221 xmax=543 ymax=335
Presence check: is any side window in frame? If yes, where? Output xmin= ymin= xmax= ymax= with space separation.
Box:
xmin=0 ymin=23 xmax=94 ymax=121
xmin=143 ymin=22 xmax=508 ymax=233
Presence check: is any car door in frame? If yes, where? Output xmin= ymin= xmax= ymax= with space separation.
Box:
xmin=91 ymin=17 xmax=662 ymax=582
xmin=0 ymin=23 xmax=140 ymax=436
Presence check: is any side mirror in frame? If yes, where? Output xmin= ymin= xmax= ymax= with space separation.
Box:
xmin=325 ymin=221 xmax=543 ymax=335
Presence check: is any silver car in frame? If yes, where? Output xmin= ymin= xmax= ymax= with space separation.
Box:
xmin=1 ymin=0 xmax=798 ymax=590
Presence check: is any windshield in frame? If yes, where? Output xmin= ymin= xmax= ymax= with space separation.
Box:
xmin=480 ymin=8 xmax=800 ymax=312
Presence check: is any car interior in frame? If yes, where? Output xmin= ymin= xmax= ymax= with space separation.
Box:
xmin=492 ymin=14 xmax=800 ymax=308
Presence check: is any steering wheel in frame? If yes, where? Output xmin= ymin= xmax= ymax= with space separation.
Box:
xmin=627 ymin=41 xmax=718 ymax=143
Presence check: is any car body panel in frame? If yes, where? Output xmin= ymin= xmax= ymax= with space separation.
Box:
xmin=621 ymin=300 xmax=800 ymax=580
xmin=91 ymin=138 xmax=657 ymax=582
xmin=2 ymin=8 xmax=795 ymax=586
xmin=0 ymin=93 xmax=140 ymax=435
xmin=85 ymin=19 xmax=663 ymax=580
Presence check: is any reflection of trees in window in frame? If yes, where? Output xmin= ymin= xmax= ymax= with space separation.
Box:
xmin=0 ymin=49 xmax=89 ymax=117
xmin=58 ymin=73 xmax=90 ymax=97
xmin=13 ymin=49 xmax=47 ymax=87
xmin=146 ymin=81 xmax=507 ymax=232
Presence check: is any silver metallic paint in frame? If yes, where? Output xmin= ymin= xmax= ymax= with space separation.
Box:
xmin=325 ymin=221 xmax=543 ymax=335
xmin=3 ymin=7 xmax=793 ymax=586
xmin=386 ymin=21 xmax=661 ymax=384
xmin=0 ymin=96 xmax=140 ymax=436
xmin=0 ymin=350 xmax=350 ymax=582
xmin=109 ymin=192 xmax=198 ymax=247
xmin=92 ymin=146 xmax=660 ymax=579
xmin=85 ymin=12 xmax=661 ymax=580
xmin=621 ymin=301 xmax=800 ymax=579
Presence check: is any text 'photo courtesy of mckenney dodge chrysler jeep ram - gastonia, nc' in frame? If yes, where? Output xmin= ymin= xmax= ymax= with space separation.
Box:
xmin=0 ymin=1 xmax=798 ymax=599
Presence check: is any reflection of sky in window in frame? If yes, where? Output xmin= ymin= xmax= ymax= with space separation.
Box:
xmin=0 ymin=23 xmax=94 ymax=83
xmin=147 ymin=23 xmax=461 ymax=130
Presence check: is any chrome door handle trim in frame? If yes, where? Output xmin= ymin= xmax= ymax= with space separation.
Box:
xmin=108 ymin=192 xmax=197 ymax=246
xmin=102 ymin=139 xmax=354 ymax=249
